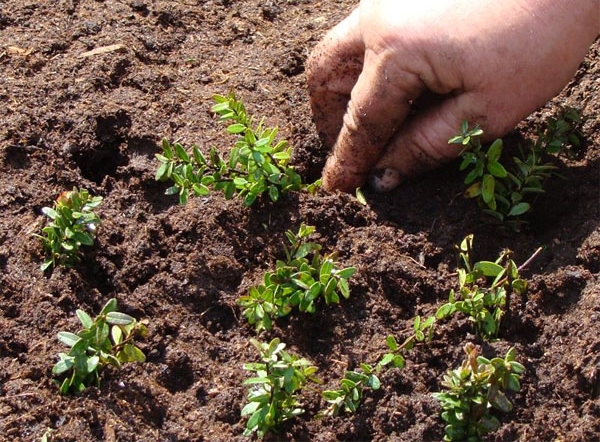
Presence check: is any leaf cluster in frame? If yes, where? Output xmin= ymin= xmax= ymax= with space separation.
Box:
xmin=320 ymin=362 xmax=382 ymax=417
xmin=320 ymin=331 xmax=416 ymax=418
xmin=52 ymin=298 xmax=147 ymax=395
xmin=38 ymin=187 xmax=102 ymax=271
xmin=536 ymin=105 xmax=584 ymax=157
xmin=156 ymin=93 xmax=318 ymax=206
xmin=451 ymin=109 xmax=583 ymax=227
xmin=432 ymin=343 xmax=525 ymax=441
xmin=436 ymin=235 xmax=528 ymax=340
xmin=241 ymin=338 xmax=319 ymax=438
xmin=237 ymin=224 xmax=356 ymax=332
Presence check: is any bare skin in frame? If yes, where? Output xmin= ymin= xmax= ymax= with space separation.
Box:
xmin=306 ymin=0 xmax=600 ymax=192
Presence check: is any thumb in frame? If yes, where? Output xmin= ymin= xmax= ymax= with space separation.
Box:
xmin=371 ymin=92 xmax=491 ymax=191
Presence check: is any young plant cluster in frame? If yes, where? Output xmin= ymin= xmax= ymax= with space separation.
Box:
xmin=320 ymin=332 xmax=419 ymax=417
xmin=432 ymin=343 xmax=525 ymax=441
xmin=155 ymin=93 xmax=319 ymax=206
xmin=435 ymin=234 xmax=529 ymax=340
xmin=36 ymin=92 xmax=546 ymax=439
xmin=451 ymin=106 xmax=583 ymax=227
xmin=38 ymin=187 xmax=102 ymax=271
xmin=241 ymin=338 xmax=319 ymax=438
xmin=320 ymin=362 xmax=382 ymax=417
xmin=237 ymin=224 xmax=356 ymax=332
xmin=241 ymin=234 xmax=531 ymax=437
xmin=53 ymin=298 xmax=147 ymax=395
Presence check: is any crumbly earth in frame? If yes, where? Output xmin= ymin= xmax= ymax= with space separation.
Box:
xmin=1 ymin=1 xmax=598 ymax=441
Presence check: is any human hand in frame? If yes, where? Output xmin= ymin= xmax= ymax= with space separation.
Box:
xmin=307 ymin=0 xmax=599 ymax=192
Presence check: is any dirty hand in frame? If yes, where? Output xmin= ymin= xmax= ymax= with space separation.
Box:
xmin=307 ymin=0 xmax=599 ymax=192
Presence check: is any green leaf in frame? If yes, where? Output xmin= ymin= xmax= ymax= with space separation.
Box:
xmin=174 ymin=143 xmax=190 ymax=162
xmin=87 ymin=355 xmax=100 ymax=373
xmin=512 ymin=278 xmax=528 ymax=294
xmin=386 ymin=335 xmax=398 ymax=351
xmin=355 ymin=187 xmax=367 ymax=205
xmin=481 ymin=174 xmax=495 ymax=204
xmin=464 ymin=181 xmax=482 ymax=198
xmin=246 ymin=408 xmax=264 ymax=432
xmin=155 ymin=162 xmax=169 ymax=181
xmin=100 ymin=298 xmax=118 ymax=315
xmin=269 ymin=185 xmax=279 ymax=202
xmin=57 ymin=331 xmax=81 ymax=348
xmin=487 ymin=160 xmax=507 ymax=178
xmin=106 ymin=311 xmax=135 ymax=325
xmin=367 ymin=374 xmax=381 ymax=390
xmin=41 ymin=207 xmax=58 ymax=219
xmin=392 ymin=355 xmax=405 ymax=368
xmin=72 ymin=231 xmax=94 ymax=246
xmin=76 ymin=310 xmax=93 ymax=328
xmin=241 ymin=400 xmax=261 ymax=417
xmin=192 ymin=183 xmax=210 ymax=196
xmin=161 ymin=139 xmax=174 ymax=159
xmin=165 ymin=185 xmax=179 ymax=196
xmin=436 ymin=303 xmax=455 ymax=319
xmin=490 ymin=389 xmax=513 ymax=413
xmin=123 ymin=343 xmax=146 ymax=362
xmin=111 ymin=325 xmax=123 ymax=345
xmin=487 ymin=138 xmax=503 ymax=162
xmin=193 ymin=146 xmax=206 ymax=165
xmin=336 ymin=267 xmax=355 ymax=280
xmin=52 ymin=354 xmax=74 ymax=375
xmin=319 ymin=260 xmax=334 ymax=283
xmin=378 ymin=353 xmax=395 ymax=367
xmin=508 ymin=202 xmax=531 ymax=217
xmin=473 ymin=261 xmax=504 ymax=277
xmin=227 ymin=123 xmax=246 ymax=134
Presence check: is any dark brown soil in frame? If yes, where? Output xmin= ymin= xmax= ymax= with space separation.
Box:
xmin=1 ymin=1 xmax=599 ymax=441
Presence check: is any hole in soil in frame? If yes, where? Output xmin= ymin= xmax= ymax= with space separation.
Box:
xmin=2 ymin=145 xmax=31 ymax=169
xmin=2 ymin=304 xmax=19 ymax=319
xmin=199 ymin=304 xmax=235 ymax=334
xmin=195 ymin=385 xmax=208 ymax=405
xmin=73 ymin=111 xmax=130 ymax=183
xmin=0 ymin=252 xmax=8 ymax=270
xmin=157 ymin=351 xmax=194 ymax=393
xmin=0 ymin=337 xmax=27 ymax=356
xmin=77 ymin=260 xmax=116 ymax=297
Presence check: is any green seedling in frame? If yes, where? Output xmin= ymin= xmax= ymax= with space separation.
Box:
xmin=52 ymin=298 xmax=147 ymax=395
xmin=320 ymin=362 xmax=382 ymax=417
xmin=378 ymin=315 xmax=437 ymax=371
xmin=238 ymin=224 xmax=356 ymax=332
xmin=535 ymin=105 xmax=585 ymax=157
xmin=432 ymin=343 xmax=525 ymax=441
xmin=320 ymin=330 xmax=425 ymax=418
xmin=156 ymin=92 xmax=319 ymax=206
xmin=436 ymin=235 xmax=529 ymax=340
xmin=451 ymin=107 xmax=583 ymax=228
xmin=242 ymin=338 xmax=319 ymax=438
xmin=37 ymin=187 xmax=102 ymax=271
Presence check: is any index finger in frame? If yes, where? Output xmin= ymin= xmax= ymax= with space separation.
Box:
xmin=322 ymin=49 xmax=424 ymax=191
xmin=306 ymin=8 xmax=364 ymax=150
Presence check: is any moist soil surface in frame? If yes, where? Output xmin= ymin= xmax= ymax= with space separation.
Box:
xmin=1 ymin=1 xmax=599 ymax=441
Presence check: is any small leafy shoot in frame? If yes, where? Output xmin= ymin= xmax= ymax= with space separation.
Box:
xmin=52 ymin=298 xmax=147 ymax=395
xmin=320 ymin=362 xmax=381 ymax=417
xmin=436 ymin=235 xmax=529 ymax=340
xmin=242 ymin=338 xmax=319 ymax=438
xmin=451 ymin=107 xmax=584 ymax=228
xmin=156 ymin=92 xmax=318 ymax=206
xmin=432 ymin=343 xmax=525 ymax=441
xmin=237 ymin=224 xmax=356 ymax=332
xmin=37 ymin=187 xmax=102 ymax=271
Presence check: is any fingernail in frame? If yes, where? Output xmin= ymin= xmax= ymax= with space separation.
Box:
xmin=369 ymin=168 xmax=402 ymax=193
